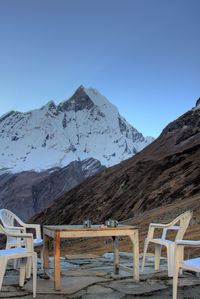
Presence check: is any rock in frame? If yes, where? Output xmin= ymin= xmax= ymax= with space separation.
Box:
xmin=87 ymin=284 xmax=113 ymax=294
xmin=61 ymin=269 xmax=107 ymax=277
xmin=23 ymin=276 xmax=110 ymax=295
xmin=65 ymin=254 xmax=100 ymax=260
xmin=108 ymin=279 xmax=169 ymax=295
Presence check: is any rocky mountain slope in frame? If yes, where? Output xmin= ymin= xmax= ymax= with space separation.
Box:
xmin=0 ymin=85 xmax=153 ymax=173
xmin=30 ymin=99 xmax=200 ymax=228
xmin=0 ymin=158 xmax=105 ymax=220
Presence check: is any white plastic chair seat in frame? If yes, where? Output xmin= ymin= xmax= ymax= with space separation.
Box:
xmin=7 ymin=237 xmax=43 ymax=247
xmin=184 ymin=258 xmax=200 ymax=268
xmin=173 ymin=240 xmax=200 ymax=298
xmin=0 ymin=247 xmax=28 ymax=256
xmin=33 ymin=239 xmax=43 ymax=247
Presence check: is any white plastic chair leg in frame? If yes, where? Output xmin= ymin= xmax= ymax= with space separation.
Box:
xmin=19 ymin=258 xmax=26 ymax=287
xmin=26 ymin=257 xmax=32 ymax=279
xmin=5 ymin=244 xmax=19 ymax=270
xmin=40 ymin=246 xmax=44 ymax=270
xmin=142 ymin=238 xmax=148 ymax=271
xmin=167 ymin=245 xmax=175 ymax=277
xmin=173 ymin=253 xmax=180 ymax=299
xmin=0 ymin=257 xmax=7 ymax=290
xmin=155 ymin=244 xmax=162 ymax=271
xmin=14 ymin=257 xmax=20 ymax=269
xmin=32 ymin=253 xmax=37 ymax=298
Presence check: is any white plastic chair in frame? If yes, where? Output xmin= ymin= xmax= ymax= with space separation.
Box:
xmin=173 ymin=240 xmax=200 ymax=299
xmin=142 ymin=210 xmax=193 ymax=276
xmin=0 ymin=209 xmax=43 ymax=271
xmin=0 ymin=224 xmax=37 ymax=297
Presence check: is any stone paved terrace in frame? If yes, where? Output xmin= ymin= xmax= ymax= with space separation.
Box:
xmin=1 ymin=253 xmax=200 ymax=298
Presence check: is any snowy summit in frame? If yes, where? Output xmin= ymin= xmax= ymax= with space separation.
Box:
xmin=0 ymin=86 xmax=154 ymax=173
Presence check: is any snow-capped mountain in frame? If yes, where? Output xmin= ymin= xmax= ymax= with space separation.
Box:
xmin=0 ymin=86 xmax=154 ymax=173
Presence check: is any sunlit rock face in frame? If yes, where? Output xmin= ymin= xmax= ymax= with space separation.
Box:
xmin=0 ymin=85 xmax=153 ymax=174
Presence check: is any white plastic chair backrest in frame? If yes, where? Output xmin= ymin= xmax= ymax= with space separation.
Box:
xmin=161 ymin=210 xmax=192 ymax=241
xmin=175 ymin=210 xmax=193 ymax=241
xmin=0 ymin=209 xmax=24 ymax=245
xmin=0 ymin=209 xmax=18 ymax=227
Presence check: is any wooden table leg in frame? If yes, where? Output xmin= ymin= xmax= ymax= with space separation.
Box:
xmin=54 ymin=231 xmax=60 ymax=291
xmin=129 ymin=231 xmax=139 ymax=281
xmin=113 ymin=236 xmax=119 ymax=274
xmin=43 ymin=234 xmax=50 ymax=270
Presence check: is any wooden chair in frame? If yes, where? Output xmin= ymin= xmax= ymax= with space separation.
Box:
xmin=0 ymin=209 xmax=43 ymax=272
xmin=0 ymin=224 xmax=37 ymax=297
xmin=142 ymin=210 xmax=193 ymax=276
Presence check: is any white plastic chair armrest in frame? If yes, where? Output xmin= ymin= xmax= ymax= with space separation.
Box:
xmin=150 ymin=223 xmax=170 ymax=228
xmin=23 ymin=224 xmax=41 ymax=239
xmin=150 ymin=223 xmax=180 ymax=230
xmin=4 ymin=230 xmax=33 ymax=239
xmin=5 ymin=226 xmax=26 ymax=233
xmin=167 ymin=225 xmax=179 ymax=230
xmin=176 ymin=240 xmax=200 ymax=247
xmin=6 ymin=231 xmax=34 ymax=252
xmin=1 ymin=222 xmax=26 ymax=232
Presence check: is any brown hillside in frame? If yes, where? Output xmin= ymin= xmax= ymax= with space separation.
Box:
xmin=30 ymin=104 xmax=200 ymax=225
xmin=28 ymin=103 xmax=200 ymax=256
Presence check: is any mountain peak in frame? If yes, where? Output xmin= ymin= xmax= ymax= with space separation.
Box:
xmin=58 ymin=85 xmax=94 ymax=112
xmin=196 ymin=97 xmax=200 ymax=108
xmin=0 ymin=86 xmax=154 ymax=173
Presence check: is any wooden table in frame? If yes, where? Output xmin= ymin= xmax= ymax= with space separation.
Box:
xmin=43 ymin=224 xmax=139 ymax=290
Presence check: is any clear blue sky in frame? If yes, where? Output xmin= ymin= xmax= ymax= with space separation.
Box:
xmin=0 ymin=0 xmax=199 ymax=138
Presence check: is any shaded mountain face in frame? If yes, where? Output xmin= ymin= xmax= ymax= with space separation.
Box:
xmin=30 ymin=100 xmax=200 ymax=226
xmin=0 ymin=85 xmax=153 ymax=173
xmin=0 ymin=158 xmax=105 ymax=220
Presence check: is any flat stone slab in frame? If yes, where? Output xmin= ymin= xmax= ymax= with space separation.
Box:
xmin=108 ymin=279 xmax=169 ymax=295
xmin=81 ymin=293 xmax=124 ymax=299
xmin=167 ymin=276 xmax=200 ymax=287
xmin=23 ymin=276 xmax=110 ymax=295
xmin=87 ymin=284 xmax=113 ymax=294
xmin=6 ymin=296 xmax=67 ymax=299
xmin=65 ymin=254 xmax=100 ymax=260
xmin=61 ymin=268 xmax=107 ymax=277
xmin=2 ymin=275 xmax=19 ymax=286
xmin=0 ymin=285 xmax=29 ymax=298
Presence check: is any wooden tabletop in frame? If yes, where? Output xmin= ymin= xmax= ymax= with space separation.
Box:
xmin=43 ymin=224 xmax=138 ymax=232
